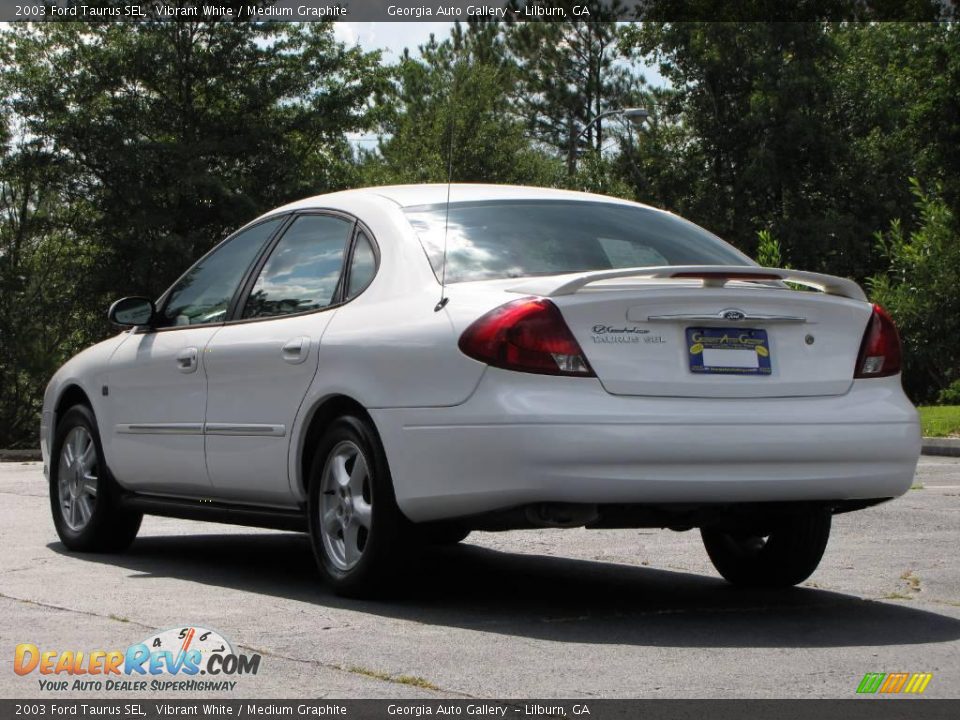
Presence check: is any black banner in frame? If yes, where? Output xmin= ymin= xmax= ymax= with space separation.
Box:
xmin=2 ymin=700 xmax=960 ymax=720
xmin=0 ymin=0 xmax=954 ymax=22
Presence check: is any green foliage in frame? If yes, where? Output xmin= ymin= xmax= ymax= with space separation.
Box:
xmin=504 ymin=6 xmax=640 ymax=175
xmin=618 ymin=23 xmax=960 ymax=283
xmin=620 ymin=23 xmax=859 ymax=270
xmin=566 ymin=153 xmax=634 ymax=199
xmin=3 ymin=22 xmax=386 ymax=301
xmin=825 ymin=23 xmax=958 ymax=279
xmin=361 ymin=24 xmax=560 ymax=186
xmin=938 ymin=382 xmax=960 ymax=406
xmin=869 ymin=180 xmax=960 ymax=403
xmin=0 ymin=142 xmax=103 ymax=446
xmin=755 ymin=230 xmax=784 ymax=268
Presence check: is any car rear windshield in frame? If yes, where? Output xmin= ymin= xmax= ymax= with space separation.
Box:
xmin=403 ymin=200 xmax=750 ymax=284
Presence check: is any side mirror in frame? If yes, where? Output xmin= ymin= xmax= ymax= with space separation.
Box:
xmin=108 ymin=297 xmax=156 ymax=327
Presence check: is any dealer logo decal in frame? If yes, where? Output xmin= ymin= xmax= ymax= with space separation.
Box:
xmin=14 ymin=626 xmax=260 ymax=692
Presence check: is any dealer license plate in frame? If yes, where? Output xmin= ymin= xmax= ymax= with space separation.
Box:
xmin=686 ymin=327 xmax=772 ymax=376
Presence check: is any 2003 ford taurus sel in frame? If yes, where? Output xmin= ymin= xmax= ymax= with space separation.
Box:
xmin=41 ymin=184 xmax=921 ymax=596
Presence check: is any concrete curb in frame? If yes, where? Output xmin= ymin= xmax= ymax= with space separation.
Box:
xmin=922 ymin=437 xmax=960 ymax=457
xmin=0 ymin=449 xmax=41 ymax=462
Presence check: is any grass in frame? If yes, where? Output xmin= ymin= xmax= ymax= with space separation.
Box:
xmin=918 ymin=405 xmax=960 ymax=438
xmin=880 ymin=571 xmax=922 ymax=601
xmin=900 ymin=570 xmax=922 ymax=593
xmin=339 ymin=664 xmax=440 ymax=691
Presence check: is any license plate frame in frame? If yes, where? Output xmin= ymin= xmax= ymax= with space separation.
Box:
xmin=686 ymin=327 xmax=772 ymax=376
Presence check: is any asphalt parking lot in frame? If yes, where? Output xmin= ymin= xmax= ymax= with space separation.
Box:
xmin=2 ymin=458 xmax=959 ymax=699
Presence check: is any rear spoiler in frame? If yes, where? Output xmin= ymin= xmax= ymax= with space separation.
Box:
xmin=508 ymin=265 xmax=867 ymax=302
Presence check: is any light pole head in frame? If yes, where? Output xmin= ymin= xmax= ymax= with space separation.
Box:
xmin=621 ymin=107 xmax=650 ymax=129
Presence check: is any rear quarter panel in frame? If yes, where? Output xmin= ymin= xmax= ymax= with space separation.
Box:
xmin=285 ymin=196 xmax=489 ymax=497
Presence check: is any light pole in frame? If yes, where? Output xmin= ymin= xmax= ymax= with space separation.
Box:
xmin=569 ymin=107 xmax=649 ymax=174
xmin=579 ymin=107 xmax=649 ymax=140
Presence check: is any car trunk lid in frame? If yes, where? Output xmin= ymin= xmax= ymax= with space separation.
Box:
xmin=508 ymin=266 xmax=872 ymax=398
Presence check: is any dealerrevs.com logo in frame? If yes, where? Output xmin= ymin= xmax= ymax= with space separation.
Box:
xmin=14 ymin=626 xmax=261 ymax=692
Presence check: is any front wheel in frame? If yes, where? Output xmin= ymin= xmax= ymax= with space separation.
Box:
xmin=700 ymin=510 xmax=831 ymax=588
xmin=50 ymin=405 xmax=142 ymax=552
xmin=307 ymin=415 xmax=412 ymax=597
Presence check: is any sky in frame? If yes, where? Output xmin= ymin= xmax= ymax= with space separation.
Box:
xmin=331 ymin=21 xmax=666 ymax=85
xmin=332 ymin=21 xmax=453 ymax=60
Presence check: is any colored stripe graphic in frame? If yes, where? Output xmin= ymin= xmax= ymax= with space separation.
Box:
xmin=904 ymin=673 xmax=933 ymax=694
xmin=880 ymin=672 xmax=909 ymax=693
xmin=857 ymin=673 xmax=885 ymax=693
xmin=857 ymin=672 xmax=932 ymax=694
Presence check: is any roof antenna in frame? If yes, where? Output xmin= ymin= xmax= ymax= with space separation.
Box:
xmin=434 ymin=78 xmax=456 ymax=312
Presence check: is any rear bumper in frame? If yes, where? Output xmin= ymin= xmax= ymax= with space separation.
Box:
xmin=373 ymin=370 xmax=921 ymax=523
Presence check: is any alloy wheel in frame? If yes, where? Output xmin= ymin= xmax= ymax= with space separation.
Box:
xmin=57 ymin=426 xmax=99 ymax=531
xmin=319 ymin=440 xmax=373 ymax=571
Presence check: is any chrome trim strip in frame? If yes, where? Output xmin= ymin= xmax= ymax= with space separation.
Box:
xmin=116 ymin=423 xmax=204 ymax=435
xmin=641 ymin=312 xmax=808 ymax=324
xmin=116 ymin=423 xmax=285 ymax=437
xmin=204 ymin=423 xmax=286 ymax=437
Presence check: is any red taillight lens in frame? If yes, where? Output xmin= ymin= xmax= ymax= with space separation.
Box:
xmin=458 ymin=298 xmax=595 ymax=377
xmin=854 ymin=304 xmax=902 ymax=378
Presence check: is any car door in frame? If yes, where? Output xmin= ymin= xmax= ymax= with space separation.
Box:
xmin=202 ymin=213 xmax=371 ymax=504
xmin=103 ymin=217 xmax=285 ymax=494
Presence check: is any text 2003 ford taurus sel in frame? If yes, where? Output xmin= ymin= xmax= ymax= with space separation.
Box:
xmin=41 ymin=184 xmax=921 ymax=596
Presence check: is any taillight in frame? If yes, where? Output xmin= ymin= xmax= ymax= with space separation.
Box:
xmin=854 ymin=304 xmax=902 ymax=378
xmin=458 ymin=298 xmax=595 ymax=377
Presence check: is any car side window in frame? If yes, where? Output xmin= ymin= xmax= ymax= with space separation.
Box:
xmin=346 ymin=230 xmax=376 ymax=300
xmin=242 ymin=215 xmax=353 ymax=319
xmin=160 ymin=217 xmax=283 ymax=327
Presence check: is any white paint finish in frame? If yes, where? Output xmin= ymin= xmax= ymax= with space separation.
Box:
xmin=272 ymin=183 xmax=652 ymax=214
xmin=701 ymin=348 xmax=758 ymax=368
xmin=374 ymin=372 xmax=921 ymax=522
xmin=554 ymin=287 xmax=870 ymax=398
xmin=41 ymin=184 xmax=921 ymax=521
xmin=39 ymin=333 xmax=130 ymax=478
xmin=104 ymin=327 xmax=219 ymax=493
xmin=510 ymin=265 xmax=867 ymax=301
xmin=202 ymin=312 xmax=328 ymax=503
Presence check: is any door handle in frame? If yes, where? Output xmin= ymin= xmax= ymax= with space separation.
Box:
xmin=176 ymin=347 xmax=199 ymax=374
xmin=281 ymin=336 xmax=310 ymax=365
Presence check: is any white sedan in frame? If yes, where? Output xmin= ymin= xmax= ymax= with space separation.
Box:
xmin=41 ymin=184 xmax=921 ymax=596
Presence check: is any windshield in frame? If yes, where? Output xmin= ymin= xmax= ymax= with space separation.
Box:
xmin=403 ymin=200 xmax=751 ymax=284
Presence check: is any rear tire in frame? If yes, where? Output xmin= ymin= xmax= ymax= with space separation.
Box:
xmin=49 ymin=405 xmax=142 ymax=553
xmin=701 ymin=510 xmax=831 ymax=588
xmin=307 ymin=415 xmax=413 ymax=597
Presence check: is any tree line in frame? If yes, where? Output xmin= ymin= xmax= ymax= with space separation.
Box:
xmin=1 ymin=18 xmax=958 ymax=447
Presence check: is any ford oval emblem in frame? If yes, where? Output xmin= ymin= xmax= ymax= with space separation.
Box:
xmin=722 ymin=309 xmax=746 ymax=321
